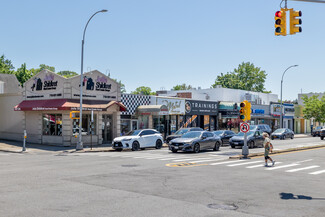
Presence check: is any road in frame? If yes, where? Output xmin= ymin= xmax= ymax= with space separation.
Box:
xmin=0 ymin=137 xmax=325 ymax=217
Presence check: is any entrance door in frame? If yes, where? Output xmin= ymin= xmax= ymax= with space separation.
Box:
xmin=102 ymin=115 xmax=113 ymax=143
xmin=131 ymin=120 xmax=138 ymax=131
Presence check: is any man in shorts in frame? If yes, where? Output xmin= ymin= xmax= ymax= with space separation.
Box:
xmin=263 ymin=132 xmax=275 ymax=167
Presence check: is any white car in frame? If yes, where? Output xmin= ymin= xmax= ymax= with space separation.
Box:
xmin=112 ymin=129 xmax=163 ymax=151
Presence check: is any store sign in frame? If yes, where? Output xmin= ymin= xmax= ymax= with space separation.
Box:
xmin=81 ymin=75 xmax=112 ymax=92
xmin=31 ymin=74 xmax=58 ymax=91
xmin=271 ymin=104 xmax=294 ymax=117
xmin=157 ymin=97 xmax=185 ymax=115
xmin=252 ymin=109 xmax=265 ymax=114
xmin=185 ymin=100 xmax=218 ymax=115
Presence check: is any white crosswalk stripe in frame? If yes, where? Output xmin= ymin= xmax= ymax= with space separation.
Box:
xmin=309 ymin=170 xmax=325 ymax=175
xmin=286 ymin=165 xmax=320 ymax=173
xmin=266 ymin=163 xmax=299 ymax=170
xmin=210 ymin=161 xmax=238 ymax=165
xmin=246 ymin=162 xmax=282 ymax=168
xmin=189 ymin=158 xmax=226 ymax=163
xmin=227 ymin=161 xmax=262 ymax=167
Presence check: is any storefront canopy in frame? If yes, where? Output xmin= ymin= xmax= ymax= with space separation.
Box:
xmin=137 ymin=105 xmax=168 ymax=114
xmin=14 ymin=99 xmax=126 ymax=112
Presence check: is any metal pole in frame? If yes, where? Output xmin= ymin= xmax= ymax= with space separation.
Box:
xmin=22 ymin=130 xmax=27 ymax=152
xmin=76 ymin=9 xmax=107 ymax=151
xmin=242 ymin=123 xmax=249 ymax=158
xmin=280 ymin=65 xmax=298 ymax=129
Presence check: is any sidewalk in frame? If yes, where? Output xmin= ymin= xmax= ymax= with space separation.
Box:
xmin=294 ymin=133 xmax=312 ymax=138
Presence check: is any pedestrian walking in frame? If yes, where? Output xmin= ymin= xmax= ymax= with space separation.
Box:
xmin=263 ymin=132 xmax=275 ymax=167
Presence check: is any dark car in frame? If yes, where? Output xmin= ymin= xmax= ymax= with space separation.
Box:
xmin=271 ymin=128 xmax=294 ymax=140
xmin=319 ymin=129 xmax=325 ymax=140
xmin=166 ymin=127 xmax=203 ymax=144
xmin=312 ymin=126 xmax=324 ymax=137
xmin=169 ymin=131 xmax=221 ymax=153
xmin=212 ymin=130 xmax=236 ymax=146
xmin=250 ymin=124 xmax=272 ymax=135
xmin=229 ymin=130 xmax=264 ymax=149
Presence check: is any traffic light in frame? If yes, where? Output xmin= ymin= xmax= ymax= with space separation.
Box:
xmin=239 ymin=100 xmax=251 ymax=121
xmin=275 ymin=9 xmax=287 ymax=36
xmin=289 ymin=9 xmax=302 ymax=35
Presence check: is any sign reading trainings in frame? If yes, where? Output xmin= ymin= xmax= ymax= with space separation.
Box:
xmin=185 ymin=100 xmax=218 ymax=115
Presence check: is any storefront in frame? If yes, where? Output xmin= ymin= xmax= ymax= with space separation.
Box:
xmin=250 ymin=104 xmax=274 ymax=129
xmin=218 ymin=102 xmax=240 ymax=132
xmin=270 ymin=103 xmax=294 ymax=131
xmin=13 ymin=70 xmax=126 ymax=146
xmin=183 ymin=99 xmax=219 ymax=131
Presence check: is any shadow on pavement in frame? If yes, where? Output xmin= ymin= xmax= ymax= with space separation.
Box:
xmin=279 ymin=192 xmax=325 ymax=200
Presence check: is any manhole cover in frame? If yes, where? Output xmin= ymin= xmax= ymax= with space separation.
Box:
xmin=121 ymin=165 xmax=138 ymax=167
xmin=207 ymin=203 xmax=238 ymax=210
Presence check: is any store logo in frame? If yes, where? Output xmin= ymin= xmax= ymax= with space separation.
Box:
xmin=31 ymin=75 xmax=58 ymax=91
xmin=162 ymin=99 xmax=181 ymax=113
xmin=185 ymin=101 xmax=192 ymax=113
xmin=80 ymin=76 xmax=95 ymax=90
xmin=95 ymin=76 xmax=111 ymax=92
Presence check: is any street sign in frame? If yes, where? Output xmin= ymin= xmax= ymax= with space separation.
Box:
xmin=240 ymin=123 xmax=250 ymax=133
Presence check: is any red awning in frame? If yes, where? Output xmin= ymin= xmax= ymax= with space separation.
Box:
xmin=14 ymin=99 xmax=126 ymax=112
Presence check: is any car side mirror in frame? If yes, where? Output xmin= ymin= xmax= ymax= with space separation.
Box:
xmin=202 ymin=136 xmax=207 ymax=139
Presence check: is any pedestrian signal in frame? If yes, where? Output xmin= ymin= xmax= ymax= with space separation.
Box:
xmin=70 ymin=111 xmax=80 ymax=119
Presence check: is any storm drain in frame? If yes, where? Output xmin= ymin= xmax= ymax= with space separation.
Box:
xmin=121 ymin=164 xmax=138 ymax=167
xmin=207 ymin=203 xmax=238 ymax=210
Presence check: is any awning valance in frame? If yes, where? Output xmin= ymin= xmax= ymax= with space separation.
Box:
xmin=137 ymin=105 xmax=168 ymax=114
xmin=14 ymin=99 xmax=126 ymax=112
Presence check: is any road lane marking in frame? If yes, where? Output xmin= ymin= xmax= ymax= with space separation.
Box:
xmin=266 ymin=163 xmax=299 ymax=170
xmin=210 ymin=161 xmax=238 ymax=165
xmin=309 ymin=170 xmax=325 ymax=175
xmin=227 ymin=161 xmax=262 ymax=167
xmin=189 ymin=158 xmax=226 ymax=163
xmin=286 ymin=165 xmax=320 ymax=173
xmin=173 ymin=158 xmax=212 ymax=162
xmin=294 ymin=159 xmax=313 ymax=164
xmin=246 ymin=162 xmax=282 ymax=168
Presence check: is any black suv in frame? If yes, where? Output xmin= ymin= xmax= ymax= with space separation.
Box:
xmin=319 ymin=128 xmax=325 ymax=140
xmin=313 ymin=126 xmax=324 ymax=137
xmin=166 ymin=127 xmax=203 ymax=143
xmin=249 ymin=124 xmax=272 ymax=135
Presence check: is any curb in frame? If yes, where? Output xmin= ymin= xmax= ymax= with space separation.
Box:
xmin=68 ymin=144 xmax=170 ymax=153
xmin=0 ymin=149 xmax=26 ymax=154
xmin=229 ymin=144 xmax=325 ymax=159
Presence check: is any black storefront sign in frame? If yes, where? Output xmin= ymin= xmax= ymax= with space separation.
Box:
xmin=219 ymin=110 xmax=239 ymax=118
xmin=185 ymin=100 xmax=218 ymax=115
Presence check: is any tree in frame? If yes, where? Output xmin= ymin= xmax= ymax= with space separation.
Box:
xmin=131 ymin=86 xmax=156 ymax=95
xmin=172 ymin=83 xmax=193 ymax=90
xmin=0 ymin=55 xmax=15 ymax=74
xmin=211 ymin=62 xmax=270 ymax=93
xmin=39 ymin=64 xmax=55 ymax=72
xmin=112 ymin=79 xmax=126 ymax=93
xmin=57 ymin=71 xmax=78 ymax=78
xmin=302 ymin=95 xmax=325 ymax=123
xmin=15 ymin=63 xmax=36 ymax=86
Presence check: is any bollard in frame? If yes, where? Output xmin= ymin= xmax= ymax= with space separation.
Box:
xmin=22 ymin=130 xmax=27 ymax=152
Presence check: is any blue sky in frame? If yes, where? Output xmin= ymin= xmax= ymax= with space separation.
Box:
xmin=1 ymin=0 xmax=325 ymax=100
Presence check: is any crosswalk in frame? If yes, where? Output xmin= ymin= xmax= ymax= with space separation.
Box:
xmin=207 ymin=159 xmax=325 ymax=176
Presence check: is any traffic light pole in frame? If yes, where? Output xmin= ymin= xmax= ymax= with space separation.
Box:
xmin=242 ymin=122 xmax=249 ymax=159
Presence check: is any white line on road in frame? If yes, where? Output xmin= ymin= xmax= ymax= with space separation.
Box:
xmin=246 ymin=162 xmax=282 ymax=168
xmin=173 ymin=158 xmax=212 ymax=162
xmin=309 ymin=170 xmax=325 ymax=175
xmin=294 ymin=159 xmax=313 ymax=164
xmin=189 ymin=158 xmax=226 ymax=163
xmin=266 ymin=163 xmax=299 ymax=170
xmin=227 ymin=161 xmax=262 ymax=167
xmin=210 ymin=161 xmax=239 ymax=165
xmin=286 ymin=165 xmax=320 ymax=173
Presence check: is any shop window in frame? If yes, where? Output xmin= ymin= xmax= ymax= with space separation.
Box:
xmin=72 ymin=114 xmax=97 ymax=135
xmin=121 ymin=119 xmax=131 ymax=136
xmin=42 ymin=114 xmax=62 ymax=136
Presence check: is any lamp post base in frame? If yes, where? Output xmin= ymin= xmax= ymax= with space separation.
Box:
xmin=76 ymin=142 xmax=83 ymax=151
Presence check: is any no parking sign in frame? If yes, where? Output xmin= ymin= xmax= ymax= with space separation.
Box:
xmin=240 ymin=123 xmax=250 ymax=133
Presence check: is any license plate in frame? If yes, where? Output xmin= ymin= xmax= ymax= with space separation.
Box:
xmin=234 ymin=142 xmax=238 ymax=145
xmin=174 ymin=146 xmax=178 ymax=149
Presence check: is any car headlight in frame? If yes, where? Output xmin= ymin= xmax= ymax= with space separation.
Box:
xmin=123 ymin=138 xmax=132 ymax=141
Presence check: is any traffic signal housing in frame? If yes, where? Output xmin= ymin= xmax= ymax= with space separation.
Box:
xmin=239 ymin=100 xmax=252 ymax=122
xmin=290 ymin=9 xmax=302 ymax=35
xmin=275 ymin=9 xmax=287 ymax=36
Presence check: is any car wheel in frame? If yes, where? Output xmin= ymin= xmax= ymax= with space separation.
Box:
xmin=249 ymin=141 xmax=255 ymax=149
xmin=155 ymin=139 xmax=162 ymax=149
xmin=231 ymin=145 xmax=235 ymax=149
xmin=291 ymin=135 xmax=294 ymax=139
xmin=271 ymin=136 xmax=274 ymax=140
xmin=313 ymin=134 xmax=316 ymax=137
xmin=321 ymin=137 xmax=324 ymax=140
xmin=140 ymin=148 xmax=145 ymax=150
xmin=221 ymin=140 xmax=224 ymax=146
xmin=283 ymin=135 xmax=286 ymax=140
xmin=171 ymin=148 xmax=178 ymax=153
xmin=115 ymin=148 xmax=122 ymax=152
xmin=193 ymin=143 xmax=200 ymax=153
xmin=132 ymin=141 xmax=140 ymax=151
xmin=213 ymin=141 xmax=221 ymax=151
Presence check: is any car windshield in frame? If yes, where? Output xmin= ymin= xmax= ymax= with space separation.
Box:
xmin=249 ymin=125 xmax=257 ymax=131
xmin=316 ymin=126 xmax=322 ymax=130
xmin=213 ymin=131 xmax=224 ymax=136
xmin=274 ymin=129 xmax=285 ymax=133
xmin=175 ymin=129 xmax=189 ymax=135
xmin=181 ymin=131 xmax=202 ymax=138
xmin=236 ymin=131 xmax=255 ymax=137
xmin=126 ymin=130 xmax=141 ymax=136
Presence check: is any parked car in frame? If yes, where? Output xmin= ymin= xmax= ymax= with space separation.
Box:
xmin=169 ymin=131 xmax=221 ymax=153
xmin=229 ymin=130 xmax=264 ymax=149
xmin=312 ymin=126 xmax=324 ymax=137
xmin=271 ymin=128 xmax=294 ymax=140
xmin=112 ymin=129 xmax=163 ymax=151
xmin=165 ymin=127 xmax=203 ymax=144
xmin=249 ymin=124 xmax=272 ymax=135
xmin=212 ymin=130 xmax=236 ymax=146
xmin=319 ymin=128 xmax=325 ymax=140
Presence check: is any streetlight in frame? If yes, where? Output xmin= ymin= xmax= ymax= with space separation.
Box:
xmin=280 ymin=65 xmax=298 ymax=129
xmin=77 ymin=9 xmax=108 ymax=151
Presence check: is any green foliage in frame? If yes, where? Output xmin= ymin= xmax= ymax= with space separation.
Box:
xmin=111 ymin=79 xmax=126 ymax=93
xmin=0 ymin=55 xmax=15 ymax=74
xmin=57 ymin=71 xmax=78 ymax=78
xmin=211 ymin=62 xmax=270 ymax=93
xmin=15 ymin=63 xmax=36 ymax=86
xmin=39 ymin=64 xmax=55 ymax=72
xmin=302 ymin=95 xmax=325 ymax=123
xmin=131 ymin=86 xmax=156 ymax=95
xmin=172 ymin=83 xmax=193 ymax=90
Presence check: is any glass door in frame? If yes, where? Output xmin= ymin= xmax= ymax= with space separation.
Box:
xmin=102 ymin=115 xmax=113 ymax=143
